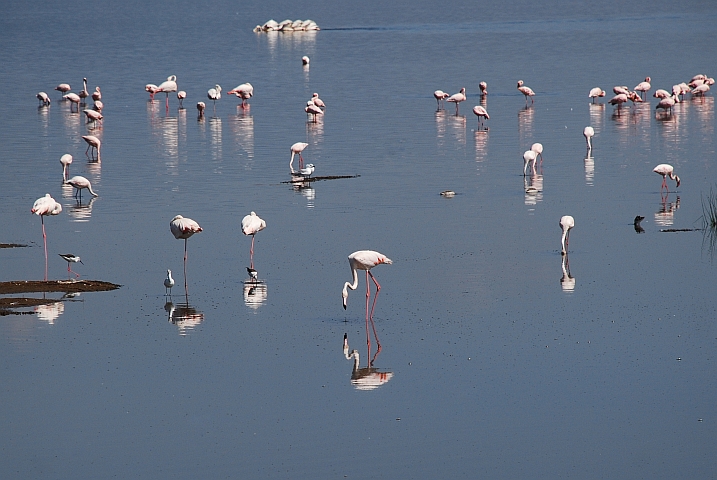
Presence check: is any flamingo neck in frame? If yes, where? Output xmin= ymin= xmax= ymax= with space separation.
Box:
xmin=86 ymin=184 xmax=98 ymax=197
xmin=561 ymin=229 xmax=569 ymax=253
xmin=343 ymin=267 xmax=359 ymax=298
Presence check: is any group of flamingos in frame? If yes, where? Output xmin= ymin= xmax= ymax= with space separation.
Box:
xmin=31 ymin=68 xmax=708 ymax=361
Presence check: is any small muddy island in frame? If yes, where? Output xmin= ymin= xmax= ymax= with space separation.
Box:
xmin=0 ymin=280 xmax=120 ymax=315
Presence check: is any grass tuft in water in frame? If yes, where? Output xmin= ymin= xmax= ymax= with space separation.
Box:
xmin=700 ymin=186 xmax=717 ymax=257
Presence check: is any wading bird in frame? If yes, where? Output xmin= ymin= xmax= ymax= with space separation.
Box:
xmin=82 ymin=135 xmax=101 ymax=159
xmin=583 ymin=126 xmax=594 ymax=150
xmin=588 ymin=87 xmax=606 ymax=102
xmin=31 ymin=194 xmax=62 ymax=280
xmin=434 ymin=90 xmax=449 ymax=109
xmin=290 ymin=142 xmax=309 ymax=171
xmin=653 ymin=164 xmax=680 ymax=192
xmin=227 ymin=83 xmax=253 ymax=108
xmin=560 ymin=215 xmax=575 ymax=255
xmin=177 ymin=91 xmax=186 ymax=108
xmin=59 ymin=254 xmax=83 ymax=278
xmin=156 ymin=75 xmax=178 ymax=109
xmin=60 ymin=154 xmax=72 ymax=181
xmin=241 ymin=211 xmax=266 ymax=270
xmin=517 ymin=80 xmax=535 ymax=104
xmin=170 ymin=215 xmax=203 ymax=295
xmin=447 ymin=87 xmax=466 ymax=114
xmin=164 ymin=269 xmax=175 ymax=295
xmin=64 ymin=175 xmax=98 ymax=199
xmin=37 ymin=92 xmax=51 ymax=106
xmin=472 ymin=105 xmax=489 ymax=130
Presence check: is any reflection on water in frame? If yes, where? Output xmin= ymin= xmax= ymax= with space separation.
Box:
xmin=584 ymin=152 xmax=594 ymax=186
xmin=35 ymin=301 xmax=64 ymax=324
xmin=66 ymin=196 xmax=97 ymax=222
xmin=38 ymin=105 xmax=50 ymax=132
xmin=165 ymin=300 xmax=204 ymax=336
xmin=435 ymin=110 xmax=447 ymax=148
xmin=524 ymin=173 xmax=543 ymax=207
xmin=342 ymin=333 xmax=393 ymax=391
xmin=693 ymin=96 xmax=715 ymax=140
xmin=290 ymin=176 xmax=315 ymax=208
xmin=655 ymin=194 xmax=680 ymax=227
xmin=210 ymin=117 xmax=222 ymax=162
xmin=474 ymin=130 xmax=488 ymax=167
xmin=447 ymin=113 xmax=466 ymax=145
xmin=560 ymin=254 xmax=575 ymax=293
xmin=243 ymin=281 xmax=267 ymax=310
xmin=518 ymin=106 xmax=534 ymax=145
xmin=231 ymin=111 xmax=254 ymax=160
xmin=306 ymin=114 xmax=324 ymax=145
xmin=148 ymin=100 xmax=179 ymax=160
xmin=588 ymin=103 xmax=604 ymax=135
xmin=62 ymin=108 xmax=81 ymax=143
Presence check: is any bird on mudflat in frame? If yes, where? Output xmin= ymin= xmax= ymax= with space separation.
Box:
xmin=560 ymin=215 xmax=575 ymax=255
xmin=59 ymin=254 xmax=83 ymax=278
xmin=299 ymin=163 xmax=315 ymax=178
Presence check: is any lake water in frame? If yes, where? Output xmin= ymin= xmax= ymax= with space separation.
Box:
xmin=1 ymin=0 xmax=716 ymax=478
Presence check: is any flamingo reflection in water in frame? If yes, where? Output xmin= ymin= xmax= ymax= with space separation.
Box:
xmin=560 ymin=253 xmax=575 ymax=293
xmin=343 ymin=333 xmax=393 ymax=391
xmin=165 ymin=300 xmax=204 ymax=336
xmin=655 ymin=195 xmax=680 ymax=227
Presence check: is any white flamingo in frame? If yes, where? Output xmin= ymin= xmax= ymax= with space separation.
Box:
xmin=517 ymin=80 xmax=535 ymax=104
xmin=653 ymin=164 xmax=680 ymax=192
xmin=156 ymin=75 xmax=178 ymax=109
xmin=472 ymin=105 xmax=489 ymax=130
xmin=583 ymin=126 xmax=594 ymax=150
xmin=434 ymin=90 xmax=449 ymax=109
xmin=588 ymin=87 xmax=606 ymax=102
xmin=447 ymin=88 xmax=466 ymax=114
xmin=60 ymin=154 xmax=73 ymax=181
xmin=170 ymin=215 xmax=203 ymax=295
xmin=560 ymin=215 xmax=575 ymax=255
xmin=290 ymin=142 xmax=309 ymax=170
xmin=241 ymin=211 xmax=266 ymax=270
xmin=64 ymin=175 xmax=99 ymax=199
xmin=31 ymin=193 xmax=62 ymax=280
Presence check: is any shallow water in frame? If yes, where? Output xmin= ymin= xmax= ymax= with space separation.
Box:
xmin=1 ymin=1 xmax=716 ymax=478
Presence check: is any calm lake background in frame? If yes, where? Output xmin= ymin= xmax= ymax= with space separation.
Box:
xmin=1 ymin=0 xmax=716 ymax=478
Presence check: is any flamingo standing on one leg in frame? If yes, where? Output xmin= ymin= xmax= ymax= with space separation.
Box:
xmin=472 ymin=105 xmax=489 ymax=130
xmin=583 ymin=126 xmax=594 ymax=151
xmin=290 ymin=142 xmax=309 ymax=171
xmin=156 ymin=75 xmax=178 ymax=110
xmin=60 ymin=154 xmax=73 ymax=181
xmin=31 ymin=194 xmax=62 ymax=281
xmin=447 ymin=88 xmax=466 ymax=114
xmin=58 ymin=254 xmax=83 ymax=279
xmin=78 ymin=78 xmax=89 ymax=104
xmin=305 ymin=102 xmax=323 ymax=122
xmin=241 ymin=211 xmax=266 ymax=270
xmin=341 ymin=250 xmax=392 ymax=352
xmin=82 ymin=135 xmax=101 ymax=160
xmin=560 ymin=215 xmax=575 ymax=255
xmin=517 ymin=80 xmax=535 ymax=104
xmin=434 ymin=90 xmax=449 ymax=109
xmin=207 ymin=84 xmax=221 ymax=112
xmin=653 ymin=164 xmax=680 ymax=193
xmin=170 ymin=215 xmax=203 ymax=296
xmin=588 ymin=87 xmax=606 ymax=103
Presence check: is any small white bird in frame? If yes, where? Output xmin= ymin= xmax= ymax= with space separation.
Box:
xmin=59 ymin=254 xmax=83 ymax=278
xmin=299 ymin=163 xmax=315 ymax=177
xmin=560 ymin=215 xmax=575 ymax=255
xmin=246 ymin=267 xmax=258 ymax=281
xmin=164 ymin=269 xmax=175 ymax=295
xmin=583 ymin=126 xmax=595 ymax=150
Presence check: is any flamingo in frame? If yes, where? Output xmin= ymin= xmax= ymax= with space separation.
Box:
xmin=343 ymin=333 xmax=393 ymax=390
xmin=305 ymin=103 xmax=323 ymax=122
xmin=523 ymin=150 xmax=537 ymax=176
xmin=472 ymin=105 xmax=489 ymax=130
xmin=653 ymin=164 xmax=680 ymax=192
xmin=82 ymin=135 xmax=101 ymax=159
xmin=197 ymin=101 xmax=206 ymax=117
xmin=177 ymin=91 xmax=186 ymax=108
xmin=446 ymin=87 xmax=466 ymax=114
xmin=311 ymin=93 xmax=325 ymax=109
xmin=583 ymin=126 xmax=594 ymax=150
xmin=58 ymin=254 xmax=83 ymax=278
xmin=656 ymin=94 xmax=678 ymax=115
xmin=64 ymin=93 xmax=81 ymax=112
xmin=93 ymin=100 xmax=104 ymax=112
xmin=613 ymin=85 xmax=630 ymax=95
xmin=628 ymin=91 xmax=644 ymax=104
xmin=164 ymin=269 xmax=175 ymax=295
xmin=479 ymin=81 xmax=488 ymax=96
xmin=302 ymin=55 xmax=310 ymax=65
xmin=560 ymin=215 xmax=575 ymax=255
xmin=64 ymin=175 xmax=98 ymax=199
xmin=433 ymin=90 xmax=449 ymax=109
xmin=145 ymin=84 xmax=159 ymax=100
xmin=83 ymin=108 xmax=103 ymax=126
xmin=517 ymin=80 xmax=535 ymax=104
xmin=609 ymin=93 xmax=628 ymax=113
xmin=156 ymin=75 xmax=178 ymax=109
xmin=92 ymin=86 xmax=101 ymax=102
xmin=36 ymin=92 xmax=51 ymax=106
xmin=170 ymin=215 xmax=203 ymax=294
xmin=241 ymin=211 xmax=266 ymax=270
xmin=653 ymin=89 xmax=671 ymax=99
xmin=31 ymin=194 xmax=62 ymax=280
xmin=634 ymin=77 xmax=651 ymax=99
xmin=60 ymin=154 xmax=72 ymax=181
xmin=55 ymin=83 xmax=71 ymax=97
xmin=207 ymin=84 xmax=221 ymax=109
xmin=588 ymin=87 xmax=606 ymax=102
xmin=531 ymin=142 xmax=544 ymax=165
xmin=227 ymin=83 xmax=253 ymax=108
xmin=78 ymin=78 xmax=89 ymax=103
xmin=290 ymin=142 xmax=309 ymax=171
xmin=341 ymin=250 xmax=392 ymax=352
xmin=691 ymin=84 xmax=710 ymax=96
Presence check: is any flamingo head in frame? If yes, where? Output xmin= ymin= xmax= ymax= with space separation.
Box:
xmin=342 ymin=289 xmax=349 ymax=309
xmin=675 ymin=175 xmax=680 ymax=188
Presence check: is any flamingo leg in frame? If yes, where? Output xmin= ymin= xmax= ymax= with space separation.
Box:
xmin=365 ymin=271 xmax=371 ymax=354
xmin=249 ymin=235 xmax=255 ymax=270
xmin=41 ymin=216 xmax=48 ymax=281
xmin=184 ymin=238 xmax=189 ymax=296
xmin=368 ymin=280 xmax=382 ymax=356
xmin=299 ymin=153 xmax=304 ymax=169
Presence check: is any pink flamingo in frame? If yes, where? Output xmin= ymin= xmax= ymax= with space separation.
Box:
xmin=653 ymin=89 xmax=671 ymax=99
xmin=92 ymin=86 xmax=101 ymax=102
xmin=655 ymin=95 xmax=678 ymax=115
xmin=145 ymin=84 xmax=159 ymax=100
xmin=472 ymin=105 xmax=489 ymax=130
xmin=583 ymin=126 xmax=594 ymax=150
xmin=170 ymin=215 xmax=203 ymax=295
xmin=517 ymin=80 xmax=535 ymax=104
xmin=227 ymin=83 xmax=253 ymax=108
xmin=78 ymin=78 xmax=89 ymax=104
xmin=290 ymin=142 xmax=309 ymax=171
xmin=64 ymin=175 xmax=99 ymax=199
xmin=55 ymin=83 xmax=71 ymax=97
xmin=60 ymin=154 xmax=72 ymax=181
xmin=653 ymin=164 xmax=680 ymax=192
xmin=177 ymin=91 xmax=186 ymax=108
xmin=82 ymin=135 xmax=101 ymax=160
xmin=31 ymin=194 xmax=62 ymax=280
xmin=560 ymin=215 xmax=575 ymax=255
xmin=479 ymin=81 xmax=488 ymax=96
xmin=447 ymin=87 xmax=466 ymax=114
xmin=37 ymin=92 xmax=51 ymax=106
xmin=531 ymin=142 xmax=544 ymax=165
xmin=241 ymin=211 xmax=266 ymax=270
xmin=156 ymin=75 xmax=178 ymax=110
xmin=311 ymin=93 xmax=325 ymax=109
xmin=634 ymin=77 xmax=651 ymax=99
xmin=433 ymin=90 xmax=449 ymax=109
xmin=305 ymin=102 xmax=323 ymax=122
xmin=609 ymin=93 xmax=628 ymax=113
xmin=341 ymin=251 xmax=392 ymax=352
xmin=64 ymin=93 xmax=81 ymax=112
xmin=588 ymin=87 xmax=606 ymax=102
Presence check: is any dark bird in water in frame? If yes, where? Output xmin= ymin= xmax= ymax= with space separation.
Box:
xmin=634 ymin=215 xmax=645 ymax=234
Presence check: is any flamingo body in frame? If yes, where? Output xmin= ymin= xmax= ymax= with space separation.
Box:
xmin=311 ymin=93 xmax=325 ymax=109
xmin=82 ymin=135 xmax=101 ymax=158
xmin=207 ymin=84 xmax=221 ymax=104
xmin=588 ymin=87 xmax=606 ymax=102
xmin=65 ymin=175 xmax=98 ymax=198
xmin=60 ymin=154 xmax=73 ymax=181
xmin=241 ymin=211 xmax=266 ymax=269
xmin=653 ymin=164 xmax=680 ymax=191
xmin=228 ymin=83 xmax=253 ymax=107
xmin=517 ymin=80 xmax=535 ymax=103
xmin=290 ymin=142 xmax=309 ymax=170
xmin=583 ymin=126 xmax=594 ymax=150
xmin=447 ymin=88 xmax=466 ymax=113
xmin=560 ymin=215 xmax=575 ymax=255
xmin=55 ymin=83 xmax=71 ymax=95
xmin=342 ymin=251 xmax=392 ymax=309
xmin=479 ymin=81 xmax=488 ymax=96
xmin=37 ymin=92 xmax=51 ymax=105
xmin=472 ymin=105 xmax=489 ymax=129
xmin=434 ymin=90 xmax=449 ymax=108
